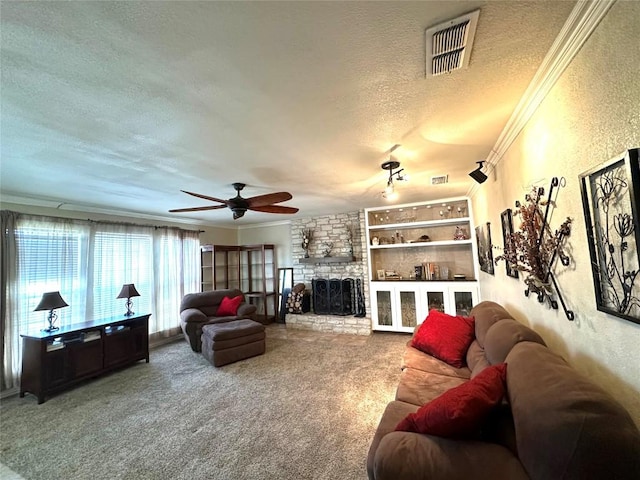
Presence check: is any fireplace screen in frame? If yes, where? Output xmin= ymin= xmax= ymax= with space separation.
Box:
xmin=312 ymin=278 xmax=355 ymax=315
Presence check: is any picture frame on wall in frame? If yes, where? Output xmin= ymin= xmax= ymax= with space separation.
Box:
xmin=475 ymin=222 xmax=494 ymax=275
xmin=579 ymin=148 xmax=640 ymax=325
xmin=500 ymin=208 xmax=519 ymax=278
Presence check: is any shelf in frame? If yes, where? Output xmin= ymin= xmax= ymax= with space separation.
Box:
xmin=369 ymin=239 xmax=472 ymax=249
xmin=368 ymin=217 xmax=470 ymax=230
xmin=299 ymin=256 xmax=356 ymax=264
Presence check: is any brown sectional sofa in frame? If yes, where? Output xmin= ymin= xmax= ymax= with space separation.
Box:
xmin=179 ymin=289 xmax=257 ymax=352
xmin=367 ymin=301 xmax=640 ymax=480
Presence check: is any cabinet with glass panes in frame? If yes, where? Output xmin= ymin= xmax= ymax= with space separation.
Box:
xmin=365 ymin=197 xmax=480 ymax=332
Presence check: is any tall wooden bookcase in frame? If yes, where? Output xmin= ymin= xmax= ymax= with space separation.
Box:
xmin=200 ymin=244 xmax=277 ymax=324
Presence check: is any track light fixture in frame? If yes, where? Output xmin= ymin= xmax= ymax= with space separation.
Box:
xmin=381 ymin=159 xmax=408 ymax=200
xmin=469 ymin=161 xmax=488 ymax=184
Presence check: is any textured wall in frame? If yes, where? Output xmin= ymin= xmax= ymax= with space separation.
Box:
xmin=472 ymin=2 xmax=640 ymax=425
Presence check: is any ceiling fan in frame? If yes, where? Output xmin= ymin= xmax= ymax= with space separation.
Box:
xmin=169 ymin=183 xmax=299 ymax=220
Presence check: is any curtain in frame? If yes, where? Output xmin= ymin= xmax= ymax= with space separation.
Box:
xmin=0 ymin=211 xmax=200 ymax=392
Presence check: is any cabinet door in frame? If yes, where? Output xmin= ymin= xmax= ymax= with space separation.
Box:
xmin=396 ymin=285 xmax=421 ymax=332
xmin=448 ymin=284 xmax=478 ymax=317
xmin=44 ymin=349 xmax=69 ymax=388
xmin=104 ymin=329 xmax=134 ymax=368
xmin=421 ymin=285 xmax=447 ymax=320
xmin=371 ymin=285 xmax=395 ymax=331
xmin=69 ymin=340 xmax=104 ymax=378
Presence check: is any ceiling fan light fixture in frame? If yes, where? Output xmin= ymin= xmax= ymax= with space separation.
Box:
xmin=381 ymin=157 xmax=408 ymax=200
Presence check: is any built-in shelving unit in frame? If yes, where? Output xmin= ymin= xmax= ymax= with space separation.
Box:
xmin=365 ymin=197 xmax=480 ymax=332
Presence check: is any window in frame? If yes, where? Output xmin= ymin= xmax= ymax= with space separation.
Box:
xmin=2 ymin=213 xmax=200 ymax=391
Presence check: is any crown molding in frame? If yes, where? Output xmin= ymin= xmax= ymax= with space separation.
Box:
xmin=467 ymin=0 xmax=616 ymax=198
xmin=1 ymin=193 xmax=207 ymax=226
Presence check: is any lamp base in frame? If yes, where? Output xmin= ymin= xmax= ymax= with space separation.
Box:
xmin=41 ymin=326 xmax=59 ymax=333
xmin=123 ymin=311 xmax=135 ymax=317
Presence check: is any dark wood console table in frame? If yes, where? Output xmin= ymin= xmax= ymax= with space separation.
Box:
xmin=20 ymin=313 xmax=150 ymax=404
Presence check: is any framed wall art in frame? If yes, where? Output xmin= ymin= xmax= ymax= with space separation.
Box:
xmin=579 ymin=148 xmax=640 ymax=325
xmin=500 ymin=208 xmax=519 ymax=278
xmin=475 ymin=222 xmax=494 ymax=275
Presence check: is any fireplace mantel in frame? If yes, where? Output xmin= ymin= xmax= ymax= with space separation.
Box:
xmin=298 ymin=256 xmax=356 ymax=264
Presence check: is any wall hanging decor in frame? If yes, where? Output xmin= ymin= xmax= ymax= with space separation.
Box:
xmin=579 ymin=148 xmax=640 ymax=325
xmin=500 ymin=209 xmax=519 ymax=278
xmin=475 ymin=222 xmax=494 ymax=275
xmin=495 ymin=177 xmax=574 ymax=320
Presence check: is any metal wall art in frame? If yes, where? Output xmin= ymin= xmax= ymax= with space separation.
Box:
xmin=579 ymin=148 xmax=640 ymax=325
xmin=495 ymin=178 xmax=574 ymax=320
xmin=475 ymin=222 xmax=494 ymax=275
xmin=500 ymin=209 xmax=519 ymax=278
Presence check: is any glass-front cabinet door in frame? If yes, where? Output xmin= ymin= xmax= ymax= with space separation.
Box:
xmin=371 ymin=285 xmax=394 ymax=331
xmin=397 ymin=285 xmax=420 ymax=331
xmin=449 ymin=286 xmax=478 ymax=317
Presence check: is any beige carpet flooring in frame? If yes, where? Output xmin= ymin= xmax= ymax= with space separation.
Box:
xmin=0 ymin=325 xmax=409 ymax=480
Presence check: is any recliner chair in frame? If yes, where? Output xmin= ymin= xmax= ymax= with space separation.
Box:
xmin=179 ymin=289 xmax=257 ymax=352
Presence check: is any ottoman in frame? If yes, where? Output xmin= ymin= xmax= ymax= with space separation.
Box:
xmin=201 ymin=319 xmax=265 ymax=367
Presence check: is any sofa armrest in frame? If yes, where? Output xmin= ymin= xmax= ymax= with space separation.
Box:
xmin=373 ymin=432 xmax=529 ymax=480
xmin=237 ymin=303 xmax=257 ymax=317
xmin=180 ymin=307 xmax=208 ymax=324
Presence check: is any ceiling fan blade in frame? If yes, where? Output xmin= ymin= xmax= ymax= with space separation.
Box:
xmin=168 ymin=205 xmax=227 ymax=213
xmin=249 ymin=205 xmax=299 ymax=214
xmin=246 ymin=192 xmax=293 ymax=207
xmin=180 ymin=190 xmax=228 ymax=204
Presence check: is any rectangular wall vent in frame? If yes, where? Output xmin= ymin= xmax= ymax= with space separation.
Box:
xmin=426 ymin=10 xmax=480 ymax=76
xmin=431 ymin=175 xmax=449 ymax=185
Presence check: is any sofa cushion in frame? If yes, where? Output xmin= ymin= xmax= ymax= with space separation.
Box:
xmin=412 ymin=310 xmax=475 ymax=368
xmin=373 ymin=432 xmax=529 ymax=480
xmin=366 ymin=400 xmax=419 ymax=480
xmin=484 ymin=318 xmax=545 ymax=365
xmin=506 ymin=341 xmax=640 ymax=480
xmin=402 ymin=345 xmax=471 ymax=379
xmin=395 ymin=363 xmax=507 ymax=438
xmin=470 ymin=301 xmax=515 ymax=347
xmin=216 ymin=295 xmax=243 ymax=316
xmin=395 ymin=367 xmax=467 ymax=406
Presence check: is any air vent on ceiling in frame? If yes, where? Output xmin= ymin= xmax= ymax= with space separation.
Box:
xmin=431 ymin=175 xmax=449 ymax=185
xmin=425 ymin=10 xmax=480 ymax=76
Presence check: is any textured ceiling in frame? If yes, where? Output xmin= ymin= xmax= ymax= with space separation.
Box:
xmin=0 ymin=1 xmax=576 ymax=226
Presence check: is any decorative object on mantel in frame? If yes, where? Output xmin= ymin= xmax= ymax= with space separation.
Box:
xmin=34 ymin=291 xmax=69 ymax=332
xmin=495 ymin=178 xmax=574 ymax=320
xmin=321 ymin=242 xmax=334 ymax=257
xmin=475 ymin=222 xmax=494 ymax=275
xmin=579 ymin=148 xmax=640 ymax=325
xmin=345 ymin=223 xmax=356 ymax=255
xmin=301 ymin=228 xmax=314 ymax=258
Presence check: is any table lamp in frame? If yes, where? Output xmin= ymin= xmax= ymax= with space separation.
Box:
xmin=117 ymin=284 xmax=140 ymax=316
xmin=34 ymin=291 xmax=69 ymax=332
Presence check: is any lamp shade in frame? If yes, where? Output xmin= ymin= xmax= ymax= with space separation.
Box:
xmin=34 ymin=291 xmax=68 ymax=311
xmin=117 ymin=284 xmax=140 ymax=299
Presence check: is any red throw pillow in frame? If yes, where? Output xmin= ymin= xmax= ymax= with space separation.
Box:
xmin=411 ymin=310 xmax=475 ymax=368
xmin=216 ymin=295 xmax=243 ymax=316
xmin=395 ymin=363 xmax=507 ymax=437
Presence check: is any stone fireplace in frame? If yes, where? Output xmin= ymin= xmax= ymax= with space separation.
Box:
xmin=285 ymin=211 xmax=371 ymax=335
